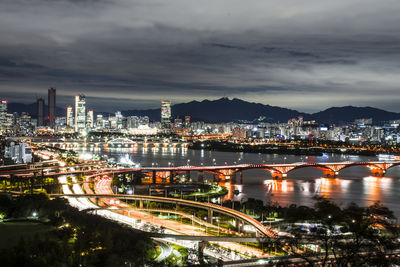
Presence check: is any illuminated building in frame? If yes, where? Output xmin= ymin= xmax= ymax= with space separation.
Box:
xmin=0 ymin=99 xmax=8 ymax=130
xmin=87 ymin=109 xmax=94 ymax=129
xmin=66 ymin=105 xmax=74 ymax=127
xmin=48 ymin=88 xmax=56 ymax=128
xmin=232 ymin=127 xmax=246 ymax=139
xmin=185 ymin=116 xmax=191 ymax=129
xmin=174 ymin=117 xmax=183 ymax=128
xmin=127 ymin=116 xmax=139 ymax=129
xmin=36 ymin=98 xmax=45 ymax=126
xmin=161 ymin=100 xmax=171 ymax=128
xmin=74 ymin=94 xmax=86 ymax=132
xmin=96 ymin=114 xmax=104 ymax=129
xmin=129 ymin=124 xmax=158 ymax=135
xmin=115 ymin=111 xmax=123 ymax=129
xmin=4 ymin=142 xmax=32 ymax=163
xmin=19 ymin=112 xmax=31 ymax=133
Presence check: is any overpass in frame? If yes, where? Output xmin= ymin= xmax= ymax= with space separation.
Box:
xmin=49 ymin=193 xmax=277 ymax=238
xmin=29 ymin=137 xmax=189 ymax=149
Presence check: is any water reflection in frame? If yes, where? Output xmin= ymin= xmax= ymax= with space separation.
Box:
xmin=76 ymin=146 xmax=400 ymax=216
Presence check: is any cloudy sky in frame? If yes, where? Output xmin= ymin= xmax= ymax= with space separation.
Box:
xmin=1 ymin=0 xmax=400 ymax=112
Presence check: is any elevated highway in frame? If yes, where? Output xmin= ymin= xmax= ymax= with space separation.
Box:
xmin=50 ymin=193 xmax=277 ymax=238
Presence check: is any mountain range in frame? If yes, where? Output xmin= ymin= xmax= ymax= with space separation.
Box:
xmin=122 ymin=98 xmax=400 ymax=124
xmin=6 ymin=97 xmax=400 ymax=124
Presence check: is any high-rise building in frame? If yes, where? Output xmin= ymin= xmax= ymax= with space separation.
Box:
xmin=87 ymin=109 xmax=94 ymax=129
xmin=66 ymin=105 xmax=74 ymax=127
xmin=127 ymin=116 xmax=139 ymax=129
xmin=0 ymin=100 xmax=8 ymax=130
xmin=96 ymin=114 xmax=104 ymax=129
xmin=161 ymin=100 xmax=171 ymax=128
xmin=48 ymin=88 xmax=56 ymax=128
xmin=74 ymin=94 xmax=86 ymax=132
xmin=36 ymin=98 xmax=45 ymax=127
xmin=115 ymin=111 xmax=123 ymax=129
xmin=185 ymin=116 xmax=191 ymax=129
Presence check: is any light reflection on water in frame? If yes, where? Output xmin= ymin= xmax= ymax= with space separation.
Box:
xmin=78 ymin=146 xmax=400 ymax=217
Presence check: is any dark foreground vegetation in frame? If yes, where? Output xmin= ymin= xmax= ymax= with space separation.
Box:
xmin=229 ymin=196 xmax=400 ymax=266
xmin=0 ymin=194 xmax=155 ymax=267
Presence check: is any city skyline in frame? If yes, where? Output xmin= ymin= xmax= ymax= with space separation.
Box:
xmin=0 ymin=1 xmax=400 ymax=112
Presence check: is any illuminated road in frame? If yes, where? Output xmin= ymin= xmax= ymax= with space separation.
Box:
xmin=58 ymin=174 xmax=238 ymax=260
xmin=154 ymin=239 xmax=173 ymax=262
xmin=89 ymin=176 xmax=272 ymax=258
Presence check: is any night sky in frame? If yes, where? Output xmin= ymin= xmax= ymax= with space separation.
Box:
xmin=0 ymin=0 xmax=400 ymax=112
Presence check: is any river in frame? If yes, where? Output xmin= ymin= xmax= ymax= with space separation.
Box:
xmin=78 ymin=146 xmax=400 ymax=218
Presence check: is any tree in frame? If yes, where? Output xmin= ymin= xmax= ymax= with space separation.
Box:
xmin=276 ymin=197 xmax=400 ymax=266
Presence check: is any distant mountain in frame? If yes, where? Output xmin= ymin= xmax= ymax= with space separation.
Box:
xmin=5 ymin=98 xmax=400 ymax=124
xmin=123 ymin=98 xmax=400 ymax=124
xmin=307 ymin=106 xmax=400 ymax=124
xmin=123 ymin=97 xmax=306 ymax=123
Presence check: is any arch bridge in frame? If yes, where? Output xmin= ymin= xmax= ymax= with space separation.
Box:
xmin=99 ymin=160 xmax=400 ymax=184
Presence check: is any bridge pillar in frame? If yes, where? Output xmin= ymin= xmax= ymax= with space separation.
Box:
xmin=235 ymin=218 xmax=243 ymax=233
xmin=134 ymin=171 xmax=142 ymax=184
xmin=152 ymin=170 xmax=156 ymax=184
xmin=271 ymin=171 xmax=284 ymax=180
xmin=169 ymin=171 xmax=175 ymax=183
xmin=198 ymin=171 xmax=204 ymax=183
xmin=370 ymin=167 xmax=385 ymax=177
xmin=323 ymin=170 xmax=337 ymax=178
xmin=240 ymin=171 xmax=243 ymax=184
xmin=207 ymin=209 xmax=213 ymax=224
xmin=230 ymin=172 xmax=237 ymax=184
xmin=175 ymin=203 xmax=180 ymax=211
xmin=213 ymin=174 xmax=218 ymax=183
xmin=139 ymin=200 xmax=143 ymax=209
xmin=186 ymin=170 xmax=191 ymax=180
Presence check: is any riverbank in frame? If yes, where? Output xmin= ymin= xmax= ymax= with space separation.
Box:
xmin=190 ymin=141 xmax=384 ymax=156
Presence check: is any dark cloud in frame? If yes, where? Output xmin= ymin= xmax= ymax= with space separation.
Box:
xmin=0 ymin=0 xmax=400 ymax=112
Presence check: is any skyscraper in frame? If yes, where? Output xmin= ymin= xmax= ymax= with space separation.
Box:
xmin=36 ymin=98 xmax=45 ymax=127
xmin=87 ymin=109 xmax=94 ymax=129
xmin=75 ymin=94 xmax=86 ymax=132
xmin=0 ymin=100 xmax=7 ymax=130
xmin=48 ymin=88 xmax=56 ymax=128
xmin=161 ymin=100 xmax=171 ymax=128
xmin=66 ymin=105 xmax=74 ymax=127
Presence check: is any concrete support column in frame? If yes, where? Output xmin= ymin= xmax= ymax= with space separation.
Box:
xmin=198 ymin=171 xmax=204 ymax=183
xmin=370 ymin=167 xmax=385 ymax=177
xmin=231 ymin=172 xmax=237 ymax=184
xmin=207 ymin=209 xmax=213 ymax=224
xmin=169 ymin=171 xmax=175 ymax=183
xmin=135 ymin=171 xmax=142 ymax=184
xmin=235 ymin=218 xmax=243 ymax=233
xmin=152 ymin=170 xmax=156 ymax=184
xmin=271 ymin=171 xmax=284 ymax=179
xmin=139 ymin=200 xmax=143 ymax=209
xmin=323 ymin=170 xmax=336 ymax=178
xmin=186 ymin=170 xmax=191 ymax=180
xmin=213 ymin=174 xmax=218 ymax=183
xmin=240 ymin=171 xmax=243 ymax=184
